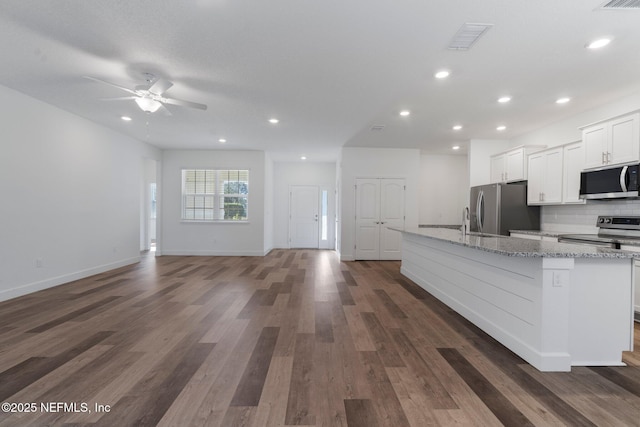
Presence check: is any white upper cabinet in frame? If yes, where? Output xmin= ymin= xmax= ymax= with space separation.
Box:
xmin=527 ymin=147 xmax=563 ymax=205
xmin=582 ymin=112 xmax=640 ymax=169
xmin=490 ymin=146 xmax=545 ymax=183
xmin=562 ymin=141 xmax=585 ymax=204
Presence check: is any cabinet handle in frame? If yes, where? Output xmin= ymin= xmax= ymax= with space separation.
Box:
xmin=602 ymin=151 xmax=606 ymax=164
xmin=505 ymin=172 xmax=508 ymax=181
xmin=607 ymin=152 xmax=611 ymax=164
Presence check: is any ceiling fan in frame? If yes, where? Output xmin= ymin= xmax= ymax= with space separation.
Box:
xmin=84 ymin=73 xmax=207 ymax=114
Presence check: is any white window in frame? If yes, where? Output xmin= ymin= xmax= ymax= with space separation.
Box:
xmin=182 ymin=169 xmax=249 ymax=221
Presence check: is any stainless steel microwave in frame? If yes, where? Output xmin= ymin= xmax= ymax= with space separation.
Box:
xmin=579 ymin=163 xmax=640 ymax=200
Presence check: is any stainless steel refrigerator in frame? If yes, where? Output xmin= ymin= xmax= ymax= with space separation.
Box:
xmin=470 ymin=182 xmax=540 ymax=235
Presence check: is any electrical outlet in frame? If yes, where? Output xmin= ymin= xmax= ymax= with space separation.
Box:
xmin=552 ymin=271 xmax=562 ymax=287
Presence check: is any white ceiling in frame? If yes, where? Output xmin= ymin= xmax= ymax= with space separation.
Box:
xmin=1 ymin=1 xmax=640 ymax=162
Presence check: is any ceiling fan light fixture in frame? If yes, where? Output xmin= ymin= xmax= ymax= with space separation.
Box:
xmin=135 ymin=97 xmax=162 ymax=113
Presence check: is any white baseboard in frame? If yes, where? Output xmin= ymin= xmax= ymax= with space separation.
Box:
xmin=161 ymin=249 xmax=268 ymax=257
xmin=0 ymin=256 xmax=140 ymax=303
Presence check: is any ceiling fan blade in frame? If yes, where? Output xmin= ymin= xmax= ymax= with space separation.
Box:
xmin=83 ymin=76 xmax=138 ymax=95
xmin=148 ymin=78 xmax=173 ymax=96
xmin=157 ymin=104 xmax=172 ymax=116
xmin=163 ymin=97 xmax=208 ymax=110
xmin=98 ymin=96 xmax=138 ymax=101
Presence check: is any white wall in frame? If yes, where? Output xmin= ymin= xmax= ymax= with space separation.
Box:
xmin=467 ymin=139 xmax=509 ymax=187
xmin=339 ymin=147 xmax=420 ymax=261
xmin=273 ymin=162 xmax=336 ymax=249
xmin=419 ymin=154 xmax=468 ymax=225
xmin=510 ymin=90 xmax=640 ymax=150
xmin=160 ymin=150 xmax=266 ymax=256
xmin=0 ymin=84 xmax=160 ymax=302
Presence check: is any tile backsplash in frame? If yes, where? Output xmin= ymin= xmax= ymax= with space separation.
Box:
xmin=541 ymin=200 xmax=640 ymax=233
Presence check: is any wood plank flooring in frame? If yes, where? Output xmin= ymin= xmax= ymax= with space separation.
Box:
xmin=0 ymin=250 xmax=639 ymax=426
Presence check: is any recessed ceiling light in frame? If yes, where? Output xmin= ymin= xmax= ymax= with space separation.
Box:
xmin=452 ymin=125 xmax=462 ymax=131
xmin=435 ymin=70 xmax=450 ymax=79
xmin=556 ymin=97 xmax=571 ymax=104
xmin=496 ymin=125 xmax=507 ymax=131
xmin=121 ymin=116 xmax=132 ymax=121
xmin=399 ymin=110 xmax=411 ymax=117
xmin=301 ymin=156 xmax=307 ymax=160
xmin=498 ymin=96 xmax=511 ymax=103
xmin=587 ymin=38 xmax=611 ymax=49
xmin=218 ymin=138 xmax=227 ymax=143
xmin=269 ymin=118 xmax=279 ymax=124
xmin=452 ymin=145 xmax=460 ymax=150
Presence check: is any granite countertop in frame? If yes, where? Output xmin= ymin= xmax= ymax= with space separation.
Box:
xmin=509 ymin=229 xmax=564 ymax=238
xmin=391 ymin=227 xmax=638 ymax=258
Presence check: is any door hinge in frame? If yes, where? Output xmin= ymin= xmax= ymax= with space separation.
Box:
xmin=404 ymin=185 xmax=406 ymax=190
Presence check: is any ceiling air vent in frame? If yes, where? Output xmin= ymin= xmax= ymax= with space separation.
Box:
xmin=370 ymin=125 xmax=385 ymax=132
xmin=448 ymin=23 xmax=493 ymax=50
xmin=600 ymin=0 xmax=640 ymax=8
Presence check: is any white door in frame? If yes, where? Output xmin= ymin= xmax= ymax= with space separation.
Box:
xmin=290 ymin=186 xmax=319 ymax=248
xmin=355 ymin=179 xmax=380 ymax=260
xmin=379 ymin=179 xmax=405 ymax=260
xmin=355 ymin=178 xmax=405 ymax=260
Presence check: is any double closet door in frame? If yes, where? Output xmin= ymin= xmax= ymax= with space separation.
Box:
xmin=355 ymin=178 xmax=405 ymax=260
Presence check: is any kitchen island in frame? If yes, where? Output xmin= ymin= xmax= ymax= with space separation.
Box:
xmin=392 ymin=227 xmax=636 ymax=372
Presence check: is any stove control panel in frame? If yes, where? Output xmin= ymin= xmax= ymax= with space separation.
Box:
xmin=597 ymin=216 xmax=640 ymax=230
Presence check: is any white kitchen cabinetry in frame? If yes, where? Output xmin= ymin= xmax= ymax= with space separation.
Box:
xmin=490 ymin=146 xmax=546 ymax=183
xmin=582 ymin=112 xmax=640 ymax=169
xmin=562 ymin=142 xmax=586 ymax=204
xmin=527 ymin=147 xmax=563 ymax=205
xmin=619 ymin=246 xmax=640 ymax=318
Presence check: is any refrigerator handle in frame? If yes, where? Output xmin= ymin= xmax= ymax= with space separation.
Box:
xmin=476 ymin=190 xmax=484 ymax=232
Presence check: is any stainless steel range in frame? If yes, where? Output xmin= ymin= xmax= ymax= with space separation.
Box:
xmin=558 ymin=216 xmax=640 ymax=249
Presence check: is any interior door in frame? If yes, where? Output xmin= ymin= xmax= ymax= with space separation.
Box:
xmin=290 ymin=185 xmax=319 ymax=248
xmin=355 ymin=178 xmax=405 ymax=260
xmin=355 ymin=179 xmax=381 ymax=260
xmin=379 ymin=179 xmax=405 ymax=260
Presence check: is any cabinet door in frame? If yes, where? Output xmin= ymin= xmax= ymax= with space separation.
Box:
xmin=527 ymin=153 xmax=544 ymax=205
xmin=505 ymin=148 xmax=524 ymax=181
xmin=609 ymin=113 xmax=640 ymax=165
xmin=543 ymin=148 xmax=563 ymax=204
xmin=563 ymin=142 xmax=585 ymax=204
xmin=490 ymin=154 xmax=505 ymax=183
xmin=583 ymin=124 xmax=607 ymax=169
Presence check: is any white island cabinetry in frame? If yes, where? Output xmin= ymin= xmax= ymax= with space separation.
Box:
xmin=394 ymin=227 xmax=635 ymax=372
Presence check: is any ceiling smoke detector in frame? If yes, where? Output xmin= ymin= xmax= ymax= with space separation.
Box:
xmin=600 ymin=0 xmax=640 ymax=8
xmin=448 ymin=23 xmax=493 ymax=50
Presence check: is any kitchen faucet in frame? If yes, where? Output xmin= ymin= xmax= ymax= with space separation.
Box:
xmin=461 ymin=206 xmax=470 ymax=236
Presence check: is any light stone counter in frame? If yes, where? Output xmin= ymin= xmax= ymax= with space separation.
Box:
xmin=391 ymin=227 xmax=637 ymax=258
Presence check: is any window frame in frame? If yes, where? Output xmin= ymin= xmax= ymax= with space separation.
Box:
xmin=181 ymin=168 xmax=249 ymax=222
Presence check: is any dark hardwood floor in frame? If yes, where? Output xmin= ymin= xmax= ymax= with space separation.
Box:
xmin=1 ymin=250 xmax=639 ymax=426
